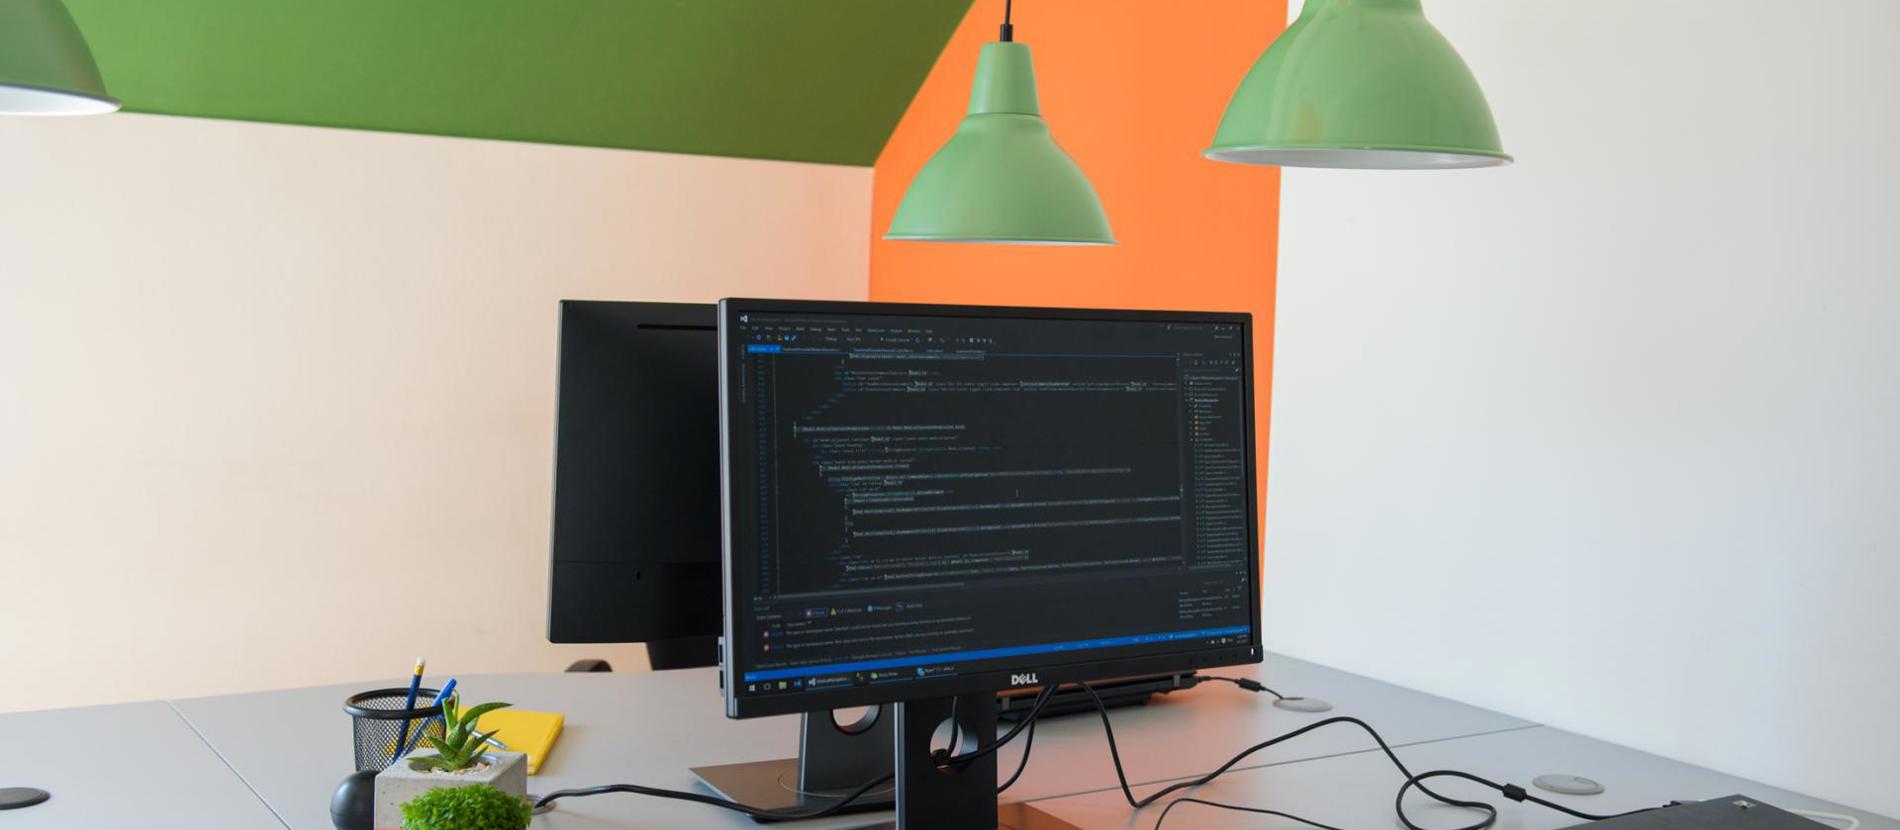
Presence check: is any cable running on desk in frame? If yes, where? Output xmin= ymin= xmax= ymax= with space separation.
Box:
xmin=532 ymin=685 xmax=1061 ymax=819
xmin=1072 ymin=681 xmax=1664 ymax=830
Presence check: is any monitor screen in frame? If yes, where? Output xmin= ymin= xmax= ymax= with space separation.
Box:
xmin=719 ymin=300 xmax=1261 ymax=718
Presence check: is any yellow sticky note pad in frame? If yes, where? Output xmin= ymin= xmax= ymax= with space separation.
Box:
xmin=474 ymin=709 xmax=564 ymax=775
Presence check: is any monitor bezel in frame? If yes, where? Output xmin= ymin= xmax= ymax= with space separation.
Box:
xmin=719 ymin=298 xmax=1263 ymax=720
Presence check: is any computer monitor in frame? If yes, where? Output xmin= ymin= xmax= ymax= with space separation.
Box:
xmin=547 ymin=300 xmax=721 ymax=669
xmin=717 ymin=299 xmax=1262 ymax=827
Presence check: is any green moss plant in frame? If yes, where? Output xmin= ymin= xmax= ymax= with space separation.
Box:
xmin=400 ymin=784 xmax=532 ymax=830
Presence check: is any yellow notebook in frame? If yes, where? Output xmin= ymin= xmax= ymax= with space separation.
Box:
xmin=473 ymin=709 xmax=565 ymax=775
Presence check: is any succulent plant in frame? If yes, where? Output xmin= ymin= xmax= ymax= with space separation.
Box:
xmin=411 ymin=696 xmax=511 ymax=772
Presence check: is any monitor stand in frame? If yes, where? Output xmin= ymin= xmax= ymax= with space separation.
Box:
xmin=891 ymin=692 xmax=1000 ymax=830
xmin=690 ymin=678 xmax=1199 ymax=826
xmin=691 ymin=705 xmax=898 ymax=821
xmin=688 ymin=695 xmax=1017 ymax=829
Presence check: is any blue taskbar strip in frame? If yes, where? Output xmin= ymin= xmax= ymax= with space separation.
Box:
xmin=742 ymin=625 xmax=1251 ymax=683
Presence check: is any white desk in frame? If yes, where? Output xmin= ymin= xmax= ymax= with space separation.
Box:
xmin=164 ymin=653 xmax=1529 ymax=829
xmin=0 ymin=701 xmax=286 ymax=828
xmin=2 ymin=654 xmax=1887 ymax=830
xmin=1022 ymin=725 xmax=1897 ymax=830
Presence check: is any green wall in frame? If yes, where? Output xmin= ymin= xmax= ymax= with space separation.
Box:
xmin=65 ymin=0 xmax=973 ymax=166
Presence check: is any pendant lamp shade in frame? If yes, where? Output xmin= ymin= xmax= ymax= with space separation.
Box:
xmin=0 ymin=0 xmax=119 ymax=115
xmin=1206 ymin=0 xmax=1507 ymax=169
xmin=886 ymin=42 xmax=1114 ymax=245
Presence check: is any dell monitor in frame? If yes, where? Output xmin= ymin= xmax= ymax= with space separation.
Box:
xmin=716 ymin=299 xmax=1262 ymax=828
xmin=548 ymin=300 xmax=721 ymax=669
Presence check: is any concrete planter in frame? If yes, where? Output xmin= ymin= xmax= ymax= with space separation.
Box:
xmin=373 ymin=749 xmax=528 ymax=830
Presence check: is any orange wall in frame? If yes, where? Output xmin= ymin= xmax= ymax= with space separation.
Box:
xmin=868 ymin=0 xmax=1286 ymax=548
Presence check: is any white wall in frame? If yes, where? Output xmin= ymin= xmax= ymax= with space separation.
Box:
xmin=1269 ymin=0 xmax=1900 ymax=817
xmin=0 ymin=114 xmax=871 ymax=713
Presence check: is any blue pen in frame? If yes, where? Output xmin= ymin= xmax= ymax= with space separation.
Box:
xmin=389 ymin=658 xmax=426 ymax=762
xmin=396 ymin=677 xmax=457 ymax=759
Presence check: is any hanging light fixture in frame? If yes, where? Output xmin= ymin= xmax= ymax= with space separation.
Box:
xmin=0 ymin=0 xmax=119 ymax=115
xmin=1206 ymin=0 xmax=1508 ymax=169
xmin=885 ymin=0 xmax=1114 ymax=245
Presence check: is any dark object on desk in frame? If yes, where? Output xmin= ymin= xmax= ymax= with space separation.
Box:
xmin=998 ymin=673 xmax=1196 ymax=721
xmin=549 ymin=300 xmax=722 ymax=670
xmin=1560 ymin=795 xmax=1824 ymax=830
xmin=329 ymin=770 xmax=376 ymax=830
xmin=0 ymin=787 xmax=50 ymax=810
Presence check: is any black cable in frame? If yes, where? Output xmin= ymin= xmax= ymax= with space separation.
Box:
xmin=535 ymin=677 xmax=1661 ymax=829
xmin=1192 ymin=674 xmax=1292 ymax=701
xmin=934 ymin=684 xmax=1059 ymax=770
xmin=999 ymin=0 xmax=1014 ymax=41
xmin=1072 ymin=682 xmax=1664 ymax=830
xmin=538 ymin=686 xmax=1061 ymax=819
xmin=1155 ymin=797 xmax=1353 ymax=830
xmin=1401 ymin=770 xmax=1657 ymax=824
xmin=1076 ymin=681 xmax=1486 ymax=822
xmin=997 ymin=717 xmax=1037 ymax=793
xmin=947 ymin=695 xmax=963 ymax=760
xmin=532 ymin=771 xmax=893 ymax=823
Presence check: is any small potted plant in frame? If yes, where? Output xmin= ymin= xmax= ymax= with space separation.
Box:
xmin=373 ymin=698 xmax=528 ymax=830
xmin=399 ymin=784 xmax=532 ymax=830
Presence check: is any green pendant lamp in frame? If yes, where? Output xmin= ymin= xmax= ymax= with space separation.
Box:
xmin=886 ymin=1 xmax=1114 ymax=245
xmin=1206 ymin=0 xmax=1508 ymax=169
xmin=0 ymin=0 xmax=119 ymax=115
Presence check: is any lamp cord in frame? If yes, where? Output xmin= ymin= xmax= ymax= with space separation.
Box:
xmin=1000 ymin=0 xmax=1014 ymax=42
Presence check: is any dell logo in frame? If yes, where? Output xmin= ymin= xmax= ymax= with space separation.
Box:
xmin=1011 ymin=673 xmax=1039 ymax=686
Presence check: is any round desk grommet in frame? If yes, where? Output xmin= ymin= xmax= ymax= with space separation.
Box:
xmin=1532 ymin=774 xmax=1605 ymax=796
xmin=0 ymin=788 xmax=51 ymax=810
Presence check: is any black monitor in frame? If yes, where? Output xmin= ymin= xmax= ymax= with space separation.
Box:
xmin=716 ymin=299 xmax=1262 ymax=826
xmin=547 ymin=301 xmax=721 ymax=669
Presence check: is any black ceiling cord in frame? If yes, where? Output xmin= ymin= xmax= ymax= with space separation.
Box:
xmin=1000 ymin=0 xmax=1014 ymax=41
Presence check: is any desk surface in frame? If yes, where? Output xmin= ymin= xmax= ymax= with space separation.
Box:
xmin=2 ymin=653 xmax=1886 ymax=830
xmin=165 ymin=653 xmax=1528 ymax=829
xmin=0 ymin=700 xmax=286 ymax=829
xmin=1023 ymin=725 xmax=1898 ymax=830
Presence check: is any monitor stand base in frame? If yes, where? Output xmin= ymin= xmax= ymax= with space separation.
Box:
xmin=691 ymin=706 xmax=897 ymax=823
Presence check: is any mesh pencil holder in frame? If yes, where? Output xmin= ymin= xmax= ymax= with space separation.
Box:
xmin=342 ymin=687 xmax=447 ymax=773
